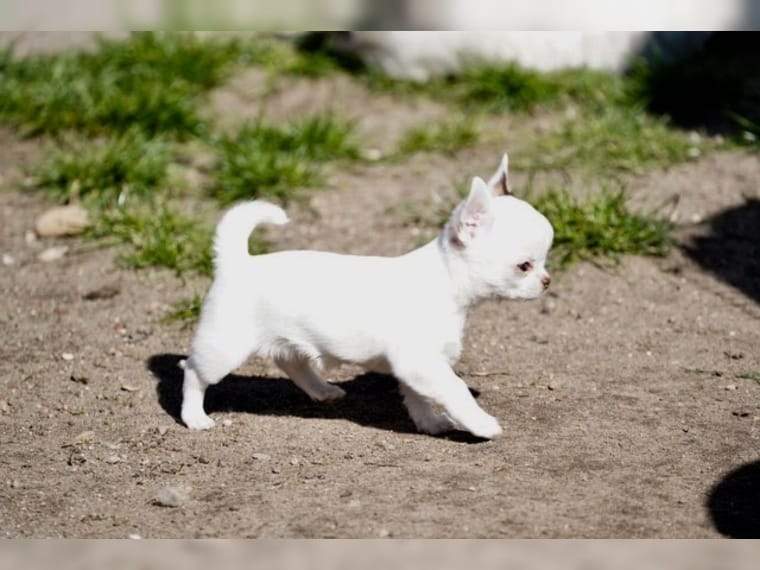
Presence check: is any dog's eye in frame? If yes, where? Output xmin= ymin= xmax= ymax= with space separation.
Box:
xmin=517 ymin=261 xmax=533 ymax=272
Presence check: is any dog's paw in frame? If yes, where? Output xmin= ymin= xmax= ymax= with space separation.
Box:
xmin=182 ymin=410 xmax=216 ymax=430
xmin=312 ymin=383 xmax=346 ymax=403
xmin=466 ymin=413 xmax=503 ymax=440
xmin=414 ymin=412 xmax=458 ymax=435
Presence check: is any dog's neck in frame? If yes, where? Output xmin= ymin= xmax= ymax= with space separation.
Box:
xmin=406 ymin=234 xmax=493 ymax=312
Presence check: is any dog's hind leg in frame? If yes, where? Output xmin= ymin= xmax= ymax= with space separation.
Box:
xmin=276 ymin=357 xmax=346 ymax=402
xmin=399 ymin=384 xmax=458 ymax=435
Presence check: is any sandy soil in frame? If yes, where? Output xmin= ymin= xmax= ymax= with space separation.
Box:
xmin=1 ymin=75 xmax=760 ymax=538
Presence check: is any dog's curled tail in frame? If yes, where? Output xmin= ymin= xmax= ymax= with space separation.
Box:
xmin=213 ymin=200 xmax=288 ymax=271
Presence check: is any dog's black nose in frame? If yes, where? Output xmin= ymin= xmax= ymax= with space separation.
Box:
xmin=541 ymin=275 xmax=551 ymax=290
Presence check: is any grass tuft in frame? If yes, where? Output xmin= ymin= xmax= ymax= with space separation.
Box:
xmin=211 ymin=114 xmax=358 ymax=204
xmin=0 ymin=32 xmax=260 ymax=137
xmin=32 ymin=130 xmax=172 ymax=206
xmin=532 ymin=188 xmax=672 ymax=269
xmin=736 ymin=371 xmax=760 ymax=385
xmin=520 ymin=108 xmax=702 ymax=175
xmin=163 ymin=294 xmax=203 ymax=326
xmin=439 ymin=63 xmax=566 ymax=113
xmin=90 ymin=205 xmax=215 ymax=276
xmin=397 ymin=118 xmax=479 ymax=155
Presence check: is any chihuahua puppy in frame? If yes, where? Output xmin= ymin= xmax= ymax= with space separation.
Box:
xmin=181 ymin=153 xmax=553 ymax=439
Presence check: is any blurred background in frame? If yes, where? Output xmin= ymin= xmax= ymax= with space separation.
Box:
xmin=2 ymin=0 xmax=760 ymax=30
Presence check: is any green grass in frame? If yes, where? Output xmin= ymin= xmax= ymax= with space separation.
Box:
xmin=32 ymin=130 xmax=172 ymax=206
xmin=211 ymin=113 xmax=359 ymax=204
xmin=90 ymin=205 xmax=215 ymax=276
xmin=397 ymin=118 xmax=479 ymax=155
xmin=285 ymin=44 xmax=626 ymax=115
xmin=89 ymin=199 xmax=269 ymax=279
xmin=736 ymin=371 xmax=760 ymax=385
xmin=432 ymin=64 xmax=623 ymax=113
xmin=163 ymin=294 xmax=203 ymax=326
xmin=0 ymin=32 xmax=266 ymax=137
xmin=532 ymin=188 xmax=672 ymax=269
xmin=519 ymin=107 xmax=702 ymax=176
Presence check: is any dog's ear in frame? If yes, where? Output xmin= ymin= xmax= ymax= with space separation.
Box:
xmin=451 ymin=177 xmax=493 ymax=246
xmin=487 ymin=153 xmax=511 ymax=195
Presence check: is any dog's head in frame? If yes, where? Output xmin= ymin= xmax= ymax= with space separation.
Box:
xmin=444 ymin=153 xmax=554 ymax=301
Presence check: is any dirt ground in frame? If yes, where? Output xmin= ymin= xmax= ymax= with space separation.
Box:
xmin=1 ymin=67 xmax=760 ymax=538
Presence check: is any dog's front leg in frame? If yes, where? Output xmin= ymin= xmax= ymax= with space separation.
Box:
xmin=399 ymin=384 xmax=458 ymax=435
xmin=181 ymin=362 xmax=215 ymax=430
xmin=391 ymin=355 xmax=502 ymax=439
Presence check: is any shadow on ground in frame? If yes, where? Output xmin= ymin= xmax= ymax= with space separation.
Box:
xmin=681 ymin=199 xmax=760 ymax=304
xmin=707 ymin=459 xmax=760 ymax=538
xmin=633 ymin=32 xmax=760 ymax=138
xmin=147 ymin=353 xmax=484 ymax=443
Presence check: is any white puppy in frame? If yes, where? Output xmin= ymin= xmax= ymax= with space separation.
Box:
xmin=181 ymin=153 xmax=553 ymax=439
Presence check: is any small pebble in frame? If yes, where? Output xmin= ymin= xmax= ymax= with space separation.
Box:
xmin=2 ymin=254 xmax=14 ymax=266
xmin=153 ymin=485 xmax=190 ymax=508
xmin=120 ymin=384 xmax=140 ymax=392
xmin=35 ymin=204 xmax=90 ymax=237
xmin=38 ymin=245 xmax=69 ymax=262
xmin=0 ymin=400 xmax=9 ymax=414
xmin=540 ymin=299 xmax=556 ymax=315
xmin=82 ymin=284 xmax=120 ymax=301
xmin=252 ymin=453 xmax=271 ymax=461
xmin=128 ymin=534 xmax=142 ymax=540
xmin=104 ymin=455 xmax=122 ymax=464
xmin=157 ymin=426 xmax=170 ymax=436
xmin=222 ymin=419 xmax=233 ymax=427
xmin=724 ymin=384 xmax=737 ymax=391
xmin=378 ymin=528 xmax=390 ymax=538
xmin=25 ymin=230 xmax=37 ymax=245
xmin=61 ymin=353 xmax=74 ymax=361
xmin=362 ymin=148 xmax=383 ymax=161
xmin=72 ymin=430 xmax=95 ymax=445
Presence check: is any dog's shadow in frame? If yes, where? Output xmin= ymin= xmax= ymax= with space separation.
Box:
xmin=146 ymin=354 xmax=484 ymax=443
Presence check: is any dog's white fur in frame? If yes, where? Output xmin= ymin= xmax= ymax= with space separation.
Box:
xmin=181 ymin=153 xmax=553 ymax=438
